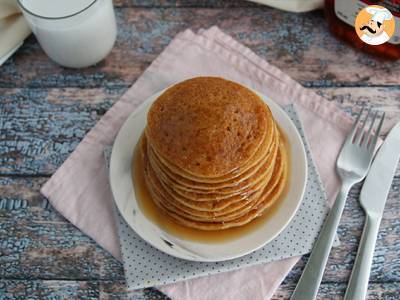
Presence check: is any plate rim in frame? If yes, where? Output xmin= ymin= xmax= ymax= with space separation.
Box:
xmin=110 ymin=84 xmax=308 ymax=262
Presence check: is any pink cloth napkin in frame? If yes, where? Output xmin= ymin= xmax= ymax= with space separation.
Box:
xmin=41 ymin=26 xmax=354 ymax=300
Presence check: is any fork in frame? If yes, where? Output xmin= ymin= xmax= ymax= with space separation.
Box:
xmin=291 ymin=107 xmax=384 ymax=300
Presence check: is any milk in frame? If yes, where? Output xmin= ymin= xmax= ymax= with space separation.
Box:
xmin=19 ymin=0 xmax=117 ymax=68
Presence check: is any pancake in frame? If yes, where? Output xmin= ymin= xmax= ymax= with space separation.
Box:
xmin=143 ymin=136 xmax=271 ymax=211
xmin=142 ymin=134 xmax=277 ymax=203
xmin=147 ymin=145 xmax=288 ymax=230
xmin=147 ymin=135 xmax=278 ymax=195
xmin=146 ymin=121 xmax=277 ymax=184
xmin=163 ymin=146 xmax=284 ymax=215
xmin=146 ymin=77 xmax=275 ymax=178
xmin=138 ymin=76 xmax=289 ymax=231
xmin=144 ymin=142 xmax=285 ymax=222
xmin=147 ymin=128 xmax=278 ymax=190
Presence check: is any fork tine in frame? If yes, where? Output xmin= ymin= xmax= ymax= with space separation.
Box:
xmin=355 ymin=107 xmax=371 ymax=145
xmin=363 ymin=111 xmax=378 ymax=147
xmin=348 ymin=107 xmax=365 ymax=143
xmin=369 ymin=112 xmax=385 ymax=151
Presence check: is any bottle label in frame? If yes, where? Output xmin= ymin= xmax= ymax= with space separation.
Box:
xmin=335 ymin=0 xmax=400 ymax=44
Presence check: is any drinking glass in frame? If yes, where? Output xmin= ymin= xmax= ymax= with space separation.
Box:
xmin=18 ymin=0 xmax=117 ymax=68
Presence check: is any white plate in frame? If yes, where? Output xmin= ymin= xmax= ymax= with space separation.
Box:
xmin=110 ymin=86 xmax=308 ymax=262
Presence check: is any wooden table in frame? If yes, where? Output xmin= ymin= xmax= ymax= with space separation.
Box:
xmin=1 ymin=1 xmax=399 ymax=299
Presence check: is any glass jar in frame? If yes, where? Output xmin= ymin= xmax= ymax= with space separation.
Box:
xmin=325 ymin=0 xmax=400 ymax=60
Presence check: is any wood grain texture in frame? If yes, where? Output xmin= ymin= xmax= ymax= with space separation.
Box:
xmin=1 ymin=173 xmax=399 ymax=283
xmin=0 ymin=280 xmax=167 ymax=300
xmin=1 ymin=7 xmax=400 ymax=90
xmin=0 ymin=280 xmax=398 ymax=300
xmin=0 ymin=88 xmax=121 ymax=175
xmin=274 ymin=283 xmax=400 ymax=300
xmin=1 ymin=2 xmax=400 ymax=299
xmin=1 ymin=87 xmax=399 ymax=175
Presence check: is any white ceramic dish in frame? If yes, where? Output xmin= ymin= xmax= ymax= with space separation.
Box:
xmin=110 ymin=85 xmax=308 ymax=262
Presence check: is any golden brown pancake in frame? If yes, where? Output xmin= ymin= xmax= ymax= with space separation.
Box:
xmin=147 ymin=131 xmax=278 ymax=190
xmin=144 ymin=137 xmax=266 ymax=212
xmin=146 ymin=77 xmax=274 ymax=178
xmin=147 ymin=146 xmax=288 ymax=230
xmin=144 ymin=142 xmax=285 ymax=223
xmin=146 ymin=122 xmax=277 ymax=184
xmin=147 ymin=135 xmax=278 ymax=196
xmin=138 ymin=76 xmax=289 ymax=230
xmin=141 ymin=133 xmax=277 ymax=204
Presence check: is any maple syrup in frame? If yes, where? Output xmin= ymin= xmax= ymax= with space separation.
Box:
xmin=325 ymin=0 xmax=400 ymax=59
xmin=131 ymin=135 xmax=291 ymax=244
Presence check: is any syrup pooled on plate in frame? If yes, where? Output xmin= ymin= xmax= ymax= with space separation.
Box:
xmin=131 ymin=130 xmax=290 ymax=244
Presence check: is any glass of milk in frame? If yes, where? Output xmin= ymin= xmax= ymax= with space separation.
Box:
xmin=18 ymin=0 xmax=117 ymax=68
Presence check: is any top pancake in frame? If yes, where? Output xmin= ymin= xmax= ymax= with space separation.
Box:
xmin=146 ymin=77 xmax=274 ymax=178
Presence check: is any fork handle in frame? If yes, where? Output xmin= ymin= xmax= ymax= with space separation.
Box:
xmin=291 ymin=183 xmax=351 ymax=300
xmin=344 ymin=214 xmax=381 ymax=300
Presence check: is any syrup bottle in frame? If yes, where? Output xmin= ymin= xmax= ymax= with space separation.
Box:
xmin=325 ymin=0 xmax=400 ymax=59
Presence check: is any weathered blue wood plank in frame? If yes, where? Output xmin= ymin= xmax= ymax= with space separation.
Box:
xmin=1 ymin=87 xmax=399 ymax=175
xmin=1 ymin=174 xmax=399 ymax=284
xmin=1 ymin=8 xmax=399 ymax=89
xmin=0 ymin=211 xmax=124 ymax=281
xmin=0 ymin=88 xmax=122 ymax=175
xmin=0 ymin=280 xmax=168 ymax=300
xmin=1 ymin=4 xmax=399 ymax=299
xmin=0 ymin=178 xmax=125 ymax=281
xmin=275 ymin=282 xmax=400 ymax=299
xmin=0 ymin=280 xmax=398 ymax=299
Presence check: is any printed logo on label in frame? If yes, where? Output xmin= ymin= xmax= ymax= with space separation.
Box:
xmin=355 ymin=5 xmax=395 ymax=45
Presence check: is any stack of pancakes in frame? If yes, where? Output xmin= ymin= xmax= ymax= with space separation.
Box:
xmin=141 ymin=77 xmax=288 ymax=230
